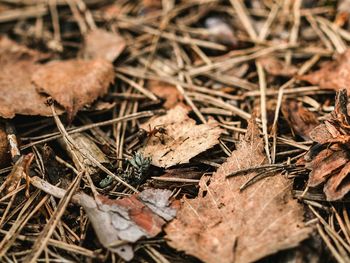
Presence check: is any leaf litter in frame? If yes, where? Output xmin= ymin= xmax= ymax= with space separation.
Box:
xmin=165 ymin=118 xmax=312 ymax=263
xmin=2 ymin=1 xmax=350 ymax=263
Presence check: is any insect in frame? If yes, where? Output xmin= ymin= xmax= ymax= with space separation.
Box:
xmin=140 ymin=125 xmax=168 ymax=145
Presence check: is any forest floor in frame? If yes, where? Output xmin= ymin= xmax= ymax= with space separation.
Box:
xmin=1 ymin=0 xmax=350 ymax=262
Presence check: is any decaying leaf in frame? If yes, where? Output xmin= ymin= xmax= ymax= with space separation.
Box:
xmin=0 ymin=36 xmax=55 ymax=118
xmin=30 ymin=176 xmax=177 ymax=261
xmin=299 ymin=49 xmax=350 ymax=94
xmin=303 ymin=90 xmax=350 ymax=200
xmin=258 ymin=56 xmax=298 ymax=77
xmin=140 ymin=105 xmax=222 ymax=168
xmin=148 ymin=80 xmax=184 ymax=109
xmin=82 ymin=29 xmax=126 ymax=62
xmin=282 ymin=100 xmax=319 ymax=140
xmin=32 ymin=59 xmax=115 ymax=120
xmin=165 ymin=118 xmax=312 ymax=263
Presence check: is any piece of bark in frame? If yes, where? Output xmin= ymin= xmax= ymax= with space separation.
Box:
xmin=30 ymin=176 xmax=177 ymax=261
xmin=282 ymin=100 xmax=319 ymax=140
xmin=32 ymin=59 xmax=114 ymax=121
xmin=140 ymin=105 xmax=222 ymax=168
xmin=82 ymin=29 xmax=126 ymax=62
xmin=165 ymin=118 xmax=312 ymax=263
xmin=299 ymin=49 xmax=350 ymax=94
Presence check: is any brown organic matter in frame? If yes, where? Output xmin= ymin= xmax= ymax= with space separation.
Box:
xmin=165 ymin=118 xmax=312 ymax=263
xmin=141 ymin=105 xmax=222 ymax=168
xmin=32 ymin=59 xmax=115 ymax=121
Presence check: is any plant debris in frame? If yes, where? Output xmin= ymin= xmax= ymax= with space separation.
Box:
xmin=165 ymin=118 xmax=312 ymax=263
xmin=32 ymin=59 xmax=114 ymax=121
xmin=300 ymin=49 xmax=350 ymax=94
xmin=140 ymin=105 xmax=222 ymax=168
xmin=30 ymin=176 xmax=177 ymax=261
xmin=82 ymin=29 xmax=126 ymax=62
xmin=303 ymin=90 xmax=350 ymax=201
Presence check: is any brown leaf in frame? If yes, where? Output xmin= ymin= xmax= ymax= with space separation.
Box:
xmin=282 ymin=100 xmax=319 ymax=140
xmin=258 ymin=56 xmax=298 ymax=77
xmin=30 ymin=176 xmax=177 ymax=261
xmin=165 ymin=118 xmax=312 ymax=263
xmin=304 ymin=90 xmax=350 ymax=200
xmin=324 ymin=161 xmax=350 ymax=201
xmin=32 ymin=59 xmax=115 ymax=120
xmin=299 ymin=49 xmax=350 ymax=93
xmin=307 ymin=146 xmax=348 ymax=187
xmin=140 ymin=105 xmax=222 ymax=168
xmin=82 ymin=29 xmax=126 ymax=62
xmin=0 ymin=36 xmax=55 ymax=118
xmin=148 ymin=80 xmax=184 ymax=109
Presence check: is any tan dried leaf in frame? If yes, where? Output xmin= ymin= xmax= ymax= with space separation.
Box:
xmin=299 ymin=49 xmax=350 ymax=93
xmin=140 ymin=106 xmax=222 ymax=168
xmin=32 ymin=59 xmax=115 ymax=120
xmin=282 ymin=100 xmax=319 ymax=140
xmin=258 ymin=56 xmax=298 ymax=77
xmin=165 ymin=119 xmax=312 ymax=263
xmin=0 ymin=37 xmax=55 ymax=118
xmin=82 ymin=29 xmax=126 ymax=62
xmin=148 ymin=80 xmax=184 ymax=109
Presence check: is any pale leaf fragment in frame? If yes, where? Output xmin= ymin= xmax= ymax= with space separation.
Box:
xmin=30 ymin=176 xmax=177 ymax=261
xmin=141 ymin=106 xmax=222 ymax=168
xmin=165 ymin=119 xmax=312 ymax=263
xmin=82 ymin=29 xmax=126 ymax=62
xmin=32 ymin=59 xmax=115 ymax=120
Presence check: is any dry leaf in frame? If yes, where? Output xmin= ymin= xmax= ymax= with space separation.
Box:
xmin=82 ymin=29 xmax=126 ymax=62
xmin=32 ymin=59 xmax=115 ymax=121
xmin=148 ymin=80 xmax=184 ymax=109
xmin=0 ymin=36 xmax=55 ymax=118
xmin=303 ymin=90 xmax=350 ymax=200
xmin=258 ymin=56 xmax=298 ymax=77
xmin=299 ymin=49 xmax=350 ymax=94
xmin=282 ymin=100 xmax=319 ymax=140
xmin=30 ymin=176 xmax=177 ymax=261
xmin=165 ymin=118 xmax=312 ymax=263
xmin=140 ymin=105 xmax=222 ymax=168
